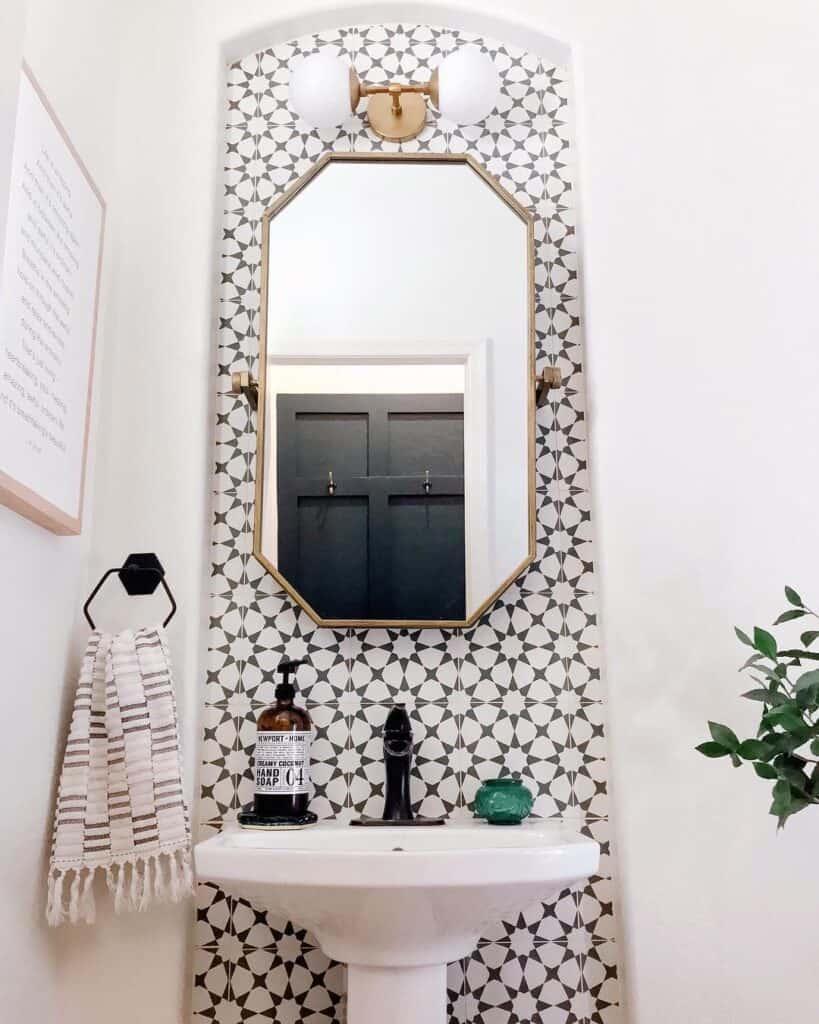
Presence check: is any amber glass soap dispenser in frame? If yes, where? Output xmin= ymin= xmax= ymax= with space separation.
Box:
xmin=242 ymin=658 xmax=317 ymax=828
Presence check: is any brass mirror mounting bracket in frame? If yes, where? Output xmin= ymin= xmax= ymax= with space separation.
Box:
xmin=352 ymin=69 xmax=439 ymax=142
xmin=534 ymin=366 xmax=562 ymax=407
xmin=230 ymin=370 xmax=258 ymax=411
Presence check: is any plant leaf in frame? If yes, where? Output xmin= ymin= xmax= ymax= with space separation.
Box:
xmin=771 ymin=779 xmax=791 ymax=817
xmin=753 ymin=627 xmax=778 ymax=660
xmin=762 ymin=731 xmax=787 ymax=754
xmin=708 ymin=721 xmax=740 ymax=751
xmin=780 ymin=650 xmax=819 ymax=661
xmin=751 ymin=666 xmax=787 ymax=686
xmin=811 ymin=738 xmax=819 ymax=757
xmin=777 ymin=794 xmax=812 ymax=829
xmin=765 ymin=687 xmax=788 ymax=707
xmin=762 ymin=706 xmax=807 ymax=733
xmin=742 ymin=688 xmax=776 ymax=703
xmin=738 ymin=738 xmax=773 ymax=761
xmin=785 ymin=586 xmax=804 ymax=608
xmin=735 ymin=627 xmax=753 ymax=647
xmin=696 ymin=741 xmax=729 ymax=758
xmin=771 ymin=731 xmax=805 ymax=754
xmin=795 ymin=669 xmax=819 ymax=692
xmin=739 ymin=653 xmax=764 ymax=671
xmin=801 ymin=631 xmax=819 ymax=648
xmin=754 ymin=762 xmax=777 ymax=779
xmin=775 ymin=756 xmax=810 ymax=793
xmin=774 ymin=609 xmax=806 ymax=624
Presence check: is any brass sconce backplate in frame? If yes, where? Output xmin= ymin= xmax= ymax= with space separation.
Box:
xmin=366 ymin=91 xmax=427 ymax=141
xmin=353 ymin=70 xmax=438 ymax=142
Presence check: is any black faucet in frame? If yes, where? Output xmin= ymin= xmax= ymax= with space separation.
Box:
xmin=382 ymin=704 xmax=414 ymax=821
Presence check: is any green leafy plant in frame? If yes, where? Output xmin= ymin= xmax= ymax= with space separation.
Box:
xmin=697 ymin=586 xmax=819 ymax=828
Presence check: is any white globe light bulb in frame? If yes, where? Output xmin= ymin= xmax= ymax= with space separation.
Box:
xmin=289 ymin=52 xmax=353 ymax=129
xmin=435 ymin=46 xmax=500 ymax=125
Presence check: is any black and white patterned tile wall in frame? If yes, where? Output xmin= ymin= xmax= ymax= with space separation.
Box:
xmin=193 ymin=22 xmax=620 ymax=1024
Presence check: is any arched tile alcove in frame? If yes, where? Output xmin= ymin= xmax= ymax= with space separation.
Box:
xmin=195 ymin=14 xmax=619 ymax=1024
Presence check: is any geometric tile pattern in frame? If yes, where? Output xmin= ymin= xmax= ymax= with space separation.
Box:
xmin=194 ymin=21 xmax=620 ymax=1024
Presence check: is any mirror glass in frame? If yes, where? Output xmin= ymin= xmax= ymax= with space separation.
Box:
xmin=256 ymin=155 xmax=533 ymax=626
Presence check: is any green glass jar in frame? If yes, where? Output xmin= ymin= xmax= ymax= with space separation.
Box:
xmin=473 ymin=777 xmax=533 ymax=825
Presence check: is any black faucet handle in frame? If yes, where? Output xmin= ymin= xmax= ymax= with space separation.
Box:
xmin=382 ymin=703 xmax=414 ymax=821
xmin=384 ymin=736 xmax=413 ymax=757
xmin=384 ymin=703 xmax=412 ymax=735
xmin=383 ymin=704 xmax=413 ymax=756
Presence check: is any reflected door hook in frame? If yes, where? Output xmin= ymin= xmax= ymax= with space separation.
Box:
xmin=423 ymin=469 xmax=431 ymax=494
xmin=327 ymin=471 xmax=336 ymax=495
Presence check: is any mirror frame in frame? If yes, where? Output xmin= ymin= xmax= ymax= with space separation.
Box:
xmin=253 ymin=151 xmax=536 ymax=628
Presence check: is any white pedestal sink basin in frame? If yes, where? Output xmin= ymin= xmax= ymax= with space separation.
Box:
xmin=195 ymin=820 xmax=598 ymax=1024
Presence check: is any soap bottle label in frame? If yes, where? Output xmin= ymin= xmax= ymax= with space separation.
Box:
xmin=254 ymin=731 xmax=311 ymax=795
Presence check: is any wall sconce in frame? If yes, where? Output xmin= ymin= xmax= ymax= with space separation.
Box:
xmin=289 ymin=45 xmax=500 ymax=142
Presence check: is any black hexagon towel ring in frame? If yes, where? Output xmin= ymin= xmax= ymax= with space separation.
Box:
xmin=83 ymin=552 xmax=177 ymax=629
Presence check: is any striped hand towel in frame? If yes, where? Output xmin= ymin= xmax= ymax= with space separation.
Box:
xmin=47 ymin=627 xmax=193 ymax=926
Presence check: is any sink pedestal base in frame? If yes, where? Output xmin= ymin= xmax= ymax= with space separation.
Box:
xmin=347 ymin=964 xmax=446 ymax=1024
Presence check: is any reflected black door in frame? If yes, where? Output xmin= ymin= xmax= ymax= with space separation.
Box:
xmin=277 ymin=393 xmax=465 ymax=620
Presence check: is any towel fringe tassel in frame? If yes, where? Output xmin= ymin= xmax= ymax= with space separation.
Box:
xmin=154 ymin=853 xmax=166 ymax=903
xmin=139 ymin=856 xmax=152 ymax=911
xmin=130 ymin=857 xmax=139 ymax=907
xmin=46 ymin=849 xmax=192 ymax=927
xmin=168 ymin=848 xmax=181 ymax=901
xmin=68 ymin=870 xmax=82 ymax=924
xmin=80 ymin=867 xmax=96 ymax=924
xmin=180 ymin=848 xmax=193 ymax=893
xmin=46 ymin=869 xmax=64 ymax=928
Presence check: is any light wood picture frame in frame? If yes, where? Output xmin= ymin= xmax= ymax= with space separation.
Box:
xmin=0 ymin=63 xmax=105 ymax=535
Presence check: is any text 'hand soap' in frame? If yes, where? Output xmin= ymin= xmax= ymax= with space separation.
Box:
xmin=252 ymin=658 xmax=313 ymax=822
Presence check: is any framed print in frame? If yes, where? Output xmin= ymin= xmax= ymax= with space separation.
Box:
xmin=0 ymin=63 xmax=105 ymax=534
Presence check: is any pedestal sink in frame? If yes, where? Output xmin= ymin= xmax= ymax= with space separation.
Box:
xmin=195 ymin=820 xmax=598 ymax=1024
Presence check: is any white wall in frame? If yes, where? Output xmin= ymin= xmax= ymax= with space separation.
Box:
xmin=0 ymin=1 xmax=126 ymax=1020
xmin=4 ymin=1 xmax=818 ymax=1022
xmin=0 ymin=0 xmax=26 ymax=276
xmin=72 ymin=0 xmax=219 ymax=1020
xmin=569 ymin=3 xmax=819 ymax=1023
xmin=270 ymin=363 xmax=464 ymax=394
xmin=0 ymin=1 xmax=209 ymax=1022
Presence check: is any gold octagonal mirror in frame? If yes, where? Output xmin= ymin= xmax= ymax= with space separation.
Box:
xmin=254 ymin=153 xmax=535 ymax=627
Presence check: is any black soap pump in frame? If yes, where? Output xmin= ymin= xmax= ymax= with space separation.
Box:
xmin=243 ymin=658 xmax=317 ymax=828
